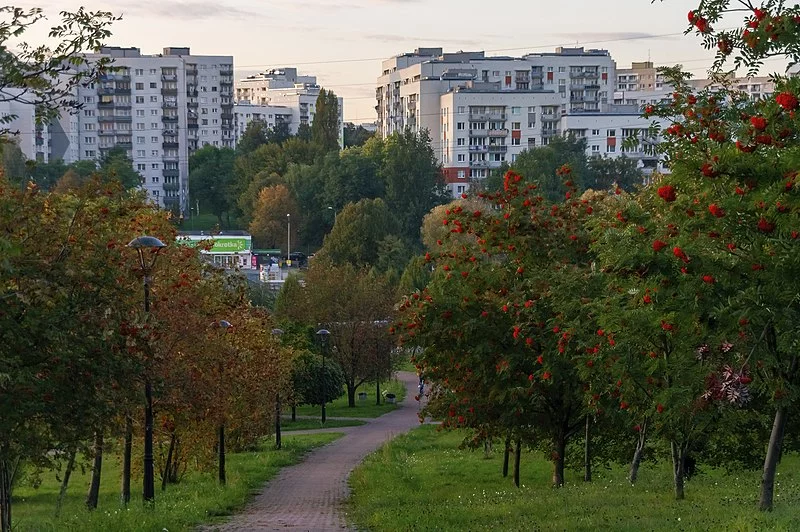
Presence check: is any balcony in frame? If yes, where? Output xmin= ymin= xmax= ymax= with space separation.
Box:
xmin=161 ymin=74 xmax=178 ymax=82
xmin=220 ymin=80 xmax=233 ymax=87
xmin=163 ymin=182 xmax=180 ymax=192
xmin=114 ymin=115 xmax=132 ymax=122
xmin=488 ymin=129 xmax=509 ymax=137
xmin=98 ymin=115 xmax=116 ymax=122
xmin=187 ymin=122 xmax=198 ymax=129
xmin=469 ymin=129 xmax=489 ymax=137
xmin=162 ymin=101 xmax=178 ymax=108
xmin=219 ymin=69 xmax=233 ymax=77
xmin=115 ymin=87 xmax=131 ymax=94
xmin=187 ymin=89 xmax=198 ymax=97
xmin=162 ymin=141 xmax=179 ymax=150
xmin=98 ymin=129 xmax=116 ymax=136
xmin=488 ymin=145 xmax=508 ymax=153
xmin=162 ymin=115 xmax=178 ymax=123
xmin=221 ymin=113 xmax=233 ymax=121
xmin=163 ymin=196 xmax=179 ymax=206
xmin=542 ymin=129 xmax=560 ymax=137
xmin=541 ymin=115 xmax=560 ymax=122
xmin=469 ymin=145 xmax=488 ymax=153
xmin=187 ymin=100 xmax=198 ymax=108
xmin=469 ymin=113 xmax=488 ymax=121
xmin=98 ymin=87 xmax=115 ymax=95
xmin=98 ymin=99 xmax=114 ymax=107
xmin=115 ymin=141 xmax=133 ymax=149
xmin=470 ymin=160 xmax=490 ymax=168
xmin=161 ymin=87 xmax=178 ymax=96
xmin=163 ymin=168 xmax=180 ymax=178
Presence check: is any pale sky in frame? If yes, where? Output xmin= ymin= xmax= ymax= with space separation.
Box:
xmin=18 ymin=0 xmax=791 ymax=122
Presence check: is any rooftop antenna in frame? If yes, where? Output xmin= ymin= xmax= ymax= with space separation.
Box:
xmin=648 ymin=49 xmax=651 ymax=62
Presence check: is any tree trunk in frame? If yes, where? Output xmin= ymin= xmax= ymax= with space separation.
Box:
xmin=552 ymin=434 xmax=566 ymax=487
xmin=121 ymin=416 xmax=132 ymax=506
xmin=759 ymin=407 xmax=788 ymax=511
xmin=629 ymin=420 xmax=647 ymax=485
xmin=55 ymin=447 xmax=77 ymax=517
xmin=291 ymin=404 xmax=296 ymax=422
xmin=347 ymin=383 xmax=356 ymax=407
xmin=584 ymin=416 xmax=592 ymax=482
xmin=671 ymin=440 xmax=686 ymax=500
xmin=85 ymin=430 xmax=104 ymax=510
xmin=168 ymin=438 xmax=180 ymax=484
xmin=513 ymin=439 xmax=521 ymax=488
xmin=376 ymin=380 xmax=381 ymax=406
xmin=484 ymin=440 xmax=493 ymax=459
xmin=218 ymin=424 xmax=226 ymax=486
xmin=502 ymin=434 xmax=511 ymax=478
xmin=161 ymin=433 xmax=176 ymax=491
xmin=0 ymin=457 xmax=18 ymax=532
xmin=275 ymin=393 xmax=282 ymax=450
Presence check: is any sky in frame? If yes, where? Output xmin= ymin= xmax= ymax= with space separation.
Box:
xmin=16 ymin=0 xmax=791 ymax=123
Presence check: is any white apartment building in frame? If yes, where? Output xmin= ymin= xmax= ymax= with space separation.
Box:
xmin=48 ymin=46 xmax=233 ymax=212
xmin=439 ymin=85 xmax=562 ymax=197
xmin=235 ymin=68 xmax=344 ymax=147
xmin=233 ymin=102 xmax=294 ymax=144
xmin=376 ymin=47 xmax=616 ymax=146
xmin=0 ymin=91 xmax=42 ymax=161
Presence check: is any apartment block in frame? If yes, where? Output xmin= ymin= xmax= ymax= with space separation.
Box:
xmin=47 ymin=46 xmax=233 ymax=212
xmin=235 ymin=68 xmax=344 ymax=147
xmin=439 ymin=86 xmax=562 ymax=197
xmin=0 ymin=90 xmax=42 ymax=161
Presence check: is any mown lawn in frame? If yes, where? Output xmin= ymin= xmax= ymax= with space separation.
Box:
xmin=281 ymin=418 xmax=366 ymax=431
xmin=348 ymin=425 xmax=800 ymax=531
xmin=13 ymin=433 xmax=341 ymax=532
xmin=292 ymin=378 xmax=407 ymax=419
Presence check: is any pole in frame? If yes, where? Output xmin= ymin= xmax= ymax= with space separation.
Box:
xmin=321 ymin=347 xmax=327 ymax=424
xmin=275 ymin=393 xmax=282 ymax=450
xmin=286 ymin=214 xmax=291 ymax=267
xmin=218 ymin=424 xmax=226 ymax=485
xmin=143 ymin=277 xmax=155 ymax=504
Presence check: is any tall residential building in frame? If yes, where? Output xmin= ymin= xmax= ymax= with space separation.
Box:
xmin=234 ymin=68 xmax=344 ymax=147
xmin=48 ymin=46 xmax=233 ymax=212
xmin=376 ymin=47 xmax=616 ymax=196
xmin=0 ymin=90 xmax=42 ymax=161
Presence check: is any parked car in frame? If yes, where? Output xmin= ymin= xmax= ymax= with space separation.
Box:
xmin=288 ymin=252 xmax=307 ymax=267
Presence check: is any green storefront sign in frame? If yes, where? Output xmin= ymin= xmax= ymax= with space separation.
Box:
xmin=179 ymin=237 xmax=250 ymax=253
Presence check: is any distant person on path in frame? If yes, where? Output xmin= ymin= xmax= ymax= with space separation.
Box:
xmin=418 ymin=375 xmax=424 ymax=396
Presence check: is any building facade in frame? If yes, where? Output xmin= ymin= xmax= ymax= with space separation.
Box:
xmin=234 ymin=68 xmax=344 ymax=147
xmin=47 ymin=46 xmax=234 ymax=212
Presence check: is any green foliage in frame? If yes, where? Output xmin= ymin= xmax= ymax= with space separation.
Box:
xmin=312 ymin=88 xmax=341 ymax=152
xmin=97 ymin=147 xmax=141 ymax=189
xmin=380 ymin=129 xmax=448 ymax=241
xmin=291 ymin=350 xmax=346 ymax=407
xmin=292 ymin=378 xmax=407 ymax=418
xmin=344 ymin=123 xmax=375 ymax=148
xmin=316 ymin=198 xmax=398 ymax=267
xmin=188 ymin=145 xmax=236 ymax=226
xmin=508 ymin=135 xmax=591 ymax=200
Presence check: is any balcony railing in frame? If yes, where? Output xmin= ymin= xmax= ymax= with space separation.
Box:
xmin=161 ymin=87 xmax=179 ymax=95
xmin=161 ymin=74 xmax=178 ymax=82
xmin=470 ymin=160 xmax=490 ymax=168
xmin=219 ymin=69 xmax=233 ymax=77
xmin=162 ymin=141 xmax=179 ymax=150
xmin=163 ymin=101 xmax=178 ymax=108
xmin=468 ymin=145 xmax=488 ymax=153
xmin=469 ymin=129 xmax=489 ymax=137
xmin=163 ymin=182 xmax=180 ymax=192
xmin=488 ymin=145 xmax=508 ymax=153
xmin=162 ymin=115 xmax=178 ymax=123
xmin=541 ymin=115 xmax=560 ymax=122
xmin=488 ymin=129 xmax=509 ymax=137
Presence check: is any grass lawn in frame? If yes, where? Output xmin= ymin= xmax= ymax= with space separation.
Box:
xmin=348 ymin=425 xmax=800 ymax=531
xmin=281 ymin=418 xmax=367 ymax=431
xmin=13 ymin=432 xmax=341 ymax=532
xmin=292 ymin=378 xmax=407 ymax=419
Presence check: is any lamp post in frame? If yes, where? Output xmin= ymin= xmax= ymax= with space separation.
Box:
xmin=316 ymin=329 xmax=330 ymax=424
xmin=271 ymin=328 xmax=284 ymax=450
xmin=127 ymin=235 xmax=167 ymax=505
xmin=326 ymin=206 xmax=336 ymax=225
xmin=286 ymin=213 xmax=291 ymax=268
xmin=215 ymin=319 xmax=232 ymax=486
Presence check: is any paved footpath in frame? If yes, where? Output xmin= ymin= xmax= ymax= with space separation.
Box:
xmin=209 ymin=371 xmax=422 ymax=531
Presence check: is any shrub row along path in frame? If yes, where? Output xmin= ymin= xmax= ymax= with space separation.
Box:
xmin=210 ymin=371 xmax=422 ymax=531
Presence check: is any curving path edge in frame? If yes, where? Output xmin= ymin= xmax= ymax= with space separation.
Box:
xmin=208 ymin=371 xmax=422 ymax=531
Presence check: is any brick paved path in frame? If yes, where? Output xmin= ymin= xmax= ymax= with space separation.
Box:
xmin=209 ymin=371 xmax=422 ymax=531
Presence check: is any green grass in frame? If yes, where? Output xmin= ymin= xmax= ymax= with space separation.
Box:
xmin=180 ymin=213 xmax=227 ymax=231
xmin=395 ymin=353 xmax=417 ymax=373
xmin=13 ymin=433 xmax=341 ymax=532
xmin=348 ymin=425 xmax=800 ymax=531
xmin=292 ymin=378 xmax=407 ymax=419
xmin=281 ymin=418 xmax=367 ymax=431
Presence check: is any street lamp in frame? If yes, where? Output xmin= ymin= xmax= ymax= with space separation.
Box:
xmin=215 ymin=319 xmax=233 ymax=486
xmin=286 ymin=213 xmax=291 ymax=268
xmin=127 ymin=235 xmax=167 ymax=506
xmin=326 ymin=206 xmax=336 ymax=225
xmin=271 ymin=328 xmax=284 ymax=450
xmin=316 ymin=329 xmax=330 ymax=424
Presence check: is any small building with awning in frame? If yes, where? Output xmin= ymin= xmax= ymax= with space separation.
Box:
xmin=177 ymin=231 xmax=254 ymax=270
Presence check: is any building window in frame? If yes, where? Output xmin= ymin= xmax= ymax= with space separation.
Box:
xmin=607 ymin=130 xmax=616 ymax=137
xmin=592 ymin=145 xmax=600 ymax=152
xmin=512 ymin=138 xmax=520 ymax=145
xmin=150 ymin=96 xmax=158 ymax=102
xmin=457 ymin=122 xmax=464 ymax=130
xmin=136 ymin=123 xmax=145 ymax=130
xmin=135 ymin=69 xmax=144 ymax=76
xmin=592 ymin=129 xmax=600 ymax=135
xmin=135 ymin=82 xmax=144 ymax=90
xmin=558 ymin=67 xmax=566 ymax=73
xmin=84 ymin=136 xmax=95 ymax=144
xmin=136 ymin=150 xmax=146 ymax=157
xmin=152 ymin=176 xmax=159 ymax=183
xmin=151 ymin=163 xmax=159 ymax=169
xmin=151 ymin=150 xmax=158 ymax=156
xmin=606 ymin=145 xmax=616 ymax=153
xmin=83 ymin=96 xmax=94 ymax=104
xmin=457 ymin=153 xmax=465 ymax=162
xmin=457 ymin=170 xmax=466 ymax=178
xmin=151 ymin=136 xmax=158 ymax=143
xmin=83 ymin=110 xmax=94 ymax=117
xmin=458 ymin=106 xmax=465 ymax=114
xmin=512 ymin=122 xmax=521 ymax=130
xmin=457 ymin=138 xmax=465 ymax=146
xmin=137 ymin=136 xmax=145 ymax=144
xmin=84 ymin=124 xmax=95 ymax=131
xmin=149 ymin=69 xmax=157 ymax=75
